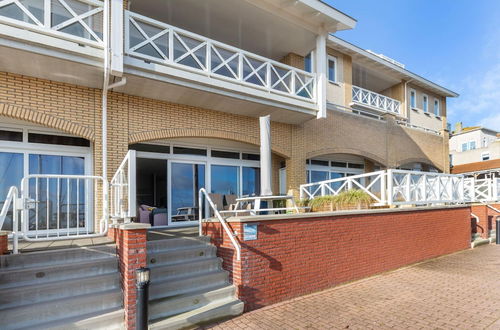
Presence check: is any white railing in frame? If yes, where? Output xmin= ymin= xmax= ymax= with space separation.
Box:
xmin=352 ymin=85 xmax=401 ymax=114
xmin=0 ymin=0 xmax=104 ymax=47
xmin=396 ymin=120 xmax=441 ymax=135
xmin=300 ymin=171 xmax=387 ymax=206
xmin=198 ymin=188 xmax=241 ymax=260
xmin=300 ymin=169 xmax=500 ymax=206
xmin=110 ymin=150 xmax=136 ymax=220
xmin=20 ymin=174 xmax=107 ymax=240
xmin=125 ymin=11 xmax=316 ymax=102
xmin=387 ymin=169 xmax=463 ymax=205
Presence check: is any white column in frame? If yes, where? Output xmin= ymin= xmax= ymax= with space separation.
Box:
xmin=110 ymin=0 xmax=124 ymax=76
xmin=260 ymin=115 xmax=273 ymax=196
xmin=315 ymin=32 xmax=327 ymax=119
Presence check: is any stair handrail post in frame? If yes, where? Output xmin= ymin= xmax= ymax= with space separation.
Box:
xmin=199 ymin=188 xmax=241 ymax=260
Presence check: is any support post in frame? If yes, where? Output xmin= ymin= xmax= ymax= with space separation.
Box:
xmin=260 ymin=115 xmax=273 ymax=196
xmin=315 ymin=31 xmax=327 ymax=118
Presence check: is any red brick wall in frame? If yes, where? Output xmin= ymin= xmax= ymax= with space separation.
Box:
xmin=0 ymin=232 xmax=7 ymax=255
xmin=471 ymin=204 xmax=500 ymax=239
xmin=204 ymin=207 xmax=471 ymax=311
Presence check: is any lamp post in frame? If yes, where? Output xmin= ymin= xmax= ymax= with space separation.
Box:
xmin=135 ymin=267 xmax=150 ymax=330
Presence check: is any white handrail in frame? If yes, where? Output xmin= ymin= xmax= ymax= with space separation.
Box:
xmin=198 ymin=188 xmax=241 ymax=261
xmin=0 ymin=186 xmax=19 ymax=253
xmin=110 ymin=150 xmax=137 ymax=220
xmin=352 ymin=85 xmax=401 ymax=114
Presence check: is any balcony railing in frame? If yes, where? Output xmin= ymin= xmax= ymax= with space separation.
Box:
xmin=125 ymin=11 xmax=316 ymax=102
xmin=0 ymin=0 xmax=104 ymax=47
xmin=352 ymin=85 xmax=400 ymax=114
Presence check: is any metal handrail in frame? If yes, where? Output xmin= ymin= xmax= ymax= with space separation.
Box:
xmin=0 ymin=186 xmax=19 ymax=253
xmin=198 ymin=188 xmax=241 ymax=260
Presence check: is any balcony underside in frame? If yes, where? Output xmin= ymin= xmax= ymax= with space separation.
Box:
xmin=0 ymin=31 xmax=103 ymax=88
xmin=114 ymin=67 xmax=318 ymax=124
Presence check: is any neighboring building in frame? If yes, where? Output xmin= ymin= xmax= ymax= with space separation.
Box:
xmin=450 ymin=123 xmax=500 ymax=176
xmin=0 ymin=0 xmax=457 ymax=230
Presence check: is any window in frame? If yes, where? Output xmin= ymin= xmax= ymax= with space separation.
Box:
xmin=482 ymin=137 xmax=488 ymax=148
xmin=211 ymin=150 xmax=239 ymax=159
xmin=449 ymin=154 xmax=453 ymax=166
xmin=422 ymin=95 xmax=428 ymax=112
xmin=461 ymin=143 xmax=468 ymax=152
xmin=434 ymin=99 xmax=440 ymax=116
xmin=469 ymin=141 xmax=476 ymax=150
xmin=304 ymin=52 xmax=313 ymax=73
xmin=0 ymin=129 xmax=22 ymax=142
xmin=481 ymin=152 xmax=490 ymax=161
xmin=410 ymin=90 xmax=416 ymax=109
xmin=327 ymin=56 xmax=337 ymax=83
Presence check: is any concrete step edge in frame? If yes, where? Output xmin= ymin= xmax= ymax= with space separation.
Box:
xmin=149 ymin=256 xmax=221 ymax=272
xmin=146 ymin=236 xmax=211 ymax=250
xmin=27 ymin=307 xmax=125 ymax=330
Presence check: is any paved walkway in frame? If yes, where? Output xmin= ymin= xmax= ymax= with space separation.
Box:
xmin=207 ymin=245 xmax=500 ymax=330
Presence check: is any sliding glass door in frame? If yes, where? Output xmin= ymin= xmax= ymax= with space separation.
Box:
xmin=170 ymin=162 xmax=205 ymax=224
xmin=0 ymin=152 xmax=23 ymax=231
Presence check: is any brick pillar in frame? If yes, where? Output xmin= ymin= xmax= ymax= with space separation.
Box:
xmin=471 ymin=205 xmax=489 ymax=239
xmin=0 ymin=231 xmax=8 ymax=254
xmin=286 ymin=126 xmax=306 ymax=199
xmin=111 ymin=223 xmax=150 ymax=330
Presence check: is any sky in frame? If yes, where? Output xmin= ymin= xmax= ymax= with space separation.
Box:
xmin=324 ymin=0 xmax=500 ymax=131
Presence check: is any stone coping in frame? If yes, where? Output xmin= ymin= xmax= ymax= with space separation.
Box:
xmin=117 ymin=223 xmax=151 ymax=230
xmin=0 ymin=231 xmax=9 ymax=236
xmin=203 ymin=205 xmax=470 ymax=223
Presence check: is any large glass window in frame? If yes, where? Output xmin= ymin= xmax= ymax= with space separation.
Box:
xmin=211 ymin=165 xmax=239 ymax=195
xmin=242 ymin=167 xmax=260 ymax=196
xmin=0 ymin=152 xmax=23 ymax=231
xmin=170 ymin=163 xmax=205 ymax=221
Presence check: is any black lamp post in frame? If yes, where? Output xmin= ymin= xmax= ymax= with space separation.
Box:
xmin=135 ymin=267 xmax=150 ymax=330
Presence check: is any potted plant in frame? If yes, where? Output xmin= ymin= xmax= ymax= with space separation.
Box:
xmin=309 ymin=195 xmax=339 ymax=212
xmin=334 ymin=189 xmax=373 ymax=210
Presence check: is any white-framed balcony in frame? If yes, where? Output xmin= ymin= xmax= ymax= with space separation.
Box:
xmin=121 ymin=10 xmax=319 ymax=123
xmin=351 ymin=85 xmax=401 ymax=115
xmin=0 ymin=0 xmax=105 ymax=87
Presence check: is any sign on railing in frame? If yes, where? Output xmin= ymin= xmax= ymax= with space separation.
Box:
xmin=125 ymin=11 xmax=316 ymax=102
xmin=300 ymin=169 xmax=499 ymax=206
xmin=0 ymin=0 xmax=104 ymax=46
xmin=352 ymin=85 xmax=400 ymax=114
xmin=110 ymin=150 xmax=136 ymax=220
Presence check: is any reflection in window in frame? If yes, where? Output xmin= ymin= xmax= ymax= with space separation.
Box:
xmin=170 ymin=163 xmax=205 ymax=220
xmin=242 ymin=167 xmax=260 ymax=196
xmin=0 ymin=152 xmax=23 ymax=231
xmin=211 ymin=165 xmax=239 ymax=195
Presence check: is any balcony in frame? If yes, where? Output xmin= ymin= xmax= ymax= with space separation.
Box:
xmin=0 ymin=0 xmax=104 ymax=87
xmin=122 ymin=11 xmax=318 ymax=122
xmin=352 ymin=86 xmax=401 ymax=115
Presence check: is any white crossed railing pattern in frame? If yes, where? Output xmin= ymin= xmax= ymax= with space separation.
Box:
xmin=352 ymin=85 xmax=401 ymax=114
xmin=0 ymin=0 xmax=104 ymax=46
xmin=110 ymin=150 xmax=136 ymax=220
xmin=300 ymin=169 xmax=500 ymax=206
xmin=125 ymin=11 xmax=316 ymax=101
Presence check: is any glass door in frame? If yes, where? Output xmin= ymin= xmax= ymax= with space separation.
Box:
xmin=0 ymin=152 xmax=23 ymax=231
xmin=169 ymin=161 xmax=206 ymax=225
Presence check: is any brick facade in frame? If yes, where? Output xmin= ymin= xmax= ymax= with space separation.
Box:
xmin=0 ymin=231 xmax=7 ymax=255
xmin=203 ymin=207 xmax=471 ymax=311
xmin=471 ymin=203 xmax=500 ymax=239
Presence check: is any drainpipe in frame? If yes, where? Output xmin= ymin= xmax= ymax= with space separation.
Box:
xmin=403 ymin=79 xmax=413 ymax=119
xmin=101 ymin=0 xmax=126 ymax=223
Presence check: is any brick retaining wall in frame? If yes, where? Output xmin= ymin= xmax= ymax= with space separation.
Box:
xmin=203 ymin=206 xmax=471 ymax=311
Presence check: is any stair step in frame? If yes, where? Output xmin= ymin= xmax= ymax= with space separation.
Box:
xmin=0 ymin=272 xmax=120 ymax=309
xmin=0 ymin=289 xmax=122 ymax=330
xmin=34 ymin=307 xmax=124 ymax=330
xmin=0 ymin=245 xmax=116 ymax=270
xmin=149 ymin=298 xmax=243 ymax=330
xmin=147 ymin=244 xmax=217 ymax=267
xmin=147 ymin=236 xmax=211 ymax=252
xmin=149 ymin=284 xmax=235 ymax=321
xmin=150 ymin=257 xmax=222 ymax=281
xmin=150 ymin=270 xmax=229 ymax=300
xmin=0 ymin=257 xmax=118 ymax=290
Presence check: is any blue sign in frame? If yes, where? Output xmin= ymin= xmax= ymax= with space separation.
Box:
xmin=243 ymin=223 xmax=258 ymax=241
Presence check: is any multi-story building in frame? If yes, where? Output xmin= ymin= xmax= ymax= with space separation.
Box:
xmin=0 ymin=0 xmax=458 ymax=231
xmin=450 ymin=123 xmax=500 ymax=176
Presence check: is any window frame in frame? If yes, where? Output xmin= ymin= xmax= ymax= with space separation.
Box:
xmin=433 ymin=99 xmax=440 ymax=116
xmin=327 ymin=55 xmax=338 ymax=83
xmin=409 ymin=89 xmax=417 ymax=109
xmin=422 ymin=94 xmax=429 ymax=113
xmin=469 ymin=141 xmax=476 ymax=150
xmin=461 ymin=143 xmax=468 ymax=152
xmin=481 ymin=152 xmax=490 ymax=161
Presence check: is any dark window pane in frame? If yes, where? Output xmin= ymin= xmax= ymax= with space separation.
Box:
xmin=348 ymin=163 xmax=364 ymax=169
xmin=242 ymin=153 xmax=260 ymax=161
xmin=242 ymin=167 xmax=260 ymax=196
xmin=173 ymin=147 xmax=207 ymax=156
xmin=212 ymin=150 xmax=239 ymax=159
xmin=304 ymin=53 xmax=312 ymax=73
xmin=129 ymin=143 xmax=170 ymax=154
xmin=28 ymin=133 xmax=90 ymax=147
xmin=311 ymin=159 xmax=329 ymax=166
xmin=331 ymin=161 xmax=347 ymax=168
xmin=0 ymin=130 xmax=22 ymax=142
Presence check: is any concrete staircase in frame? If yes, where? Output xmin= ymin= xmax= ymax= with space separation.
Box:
xmin=147 ymin=236 xmax=243 ymax=329
xmin=0 ymin=244 xmax=124 ymax=330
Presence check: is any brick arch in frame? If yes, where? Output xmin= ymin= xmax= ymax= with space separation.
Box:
xmin=0 ymin=102 xmax=95 ymax=141
xmin=129 ymin=128 xmax=290 ymax=158
xmin=306 ymin=147 xmax=387 ymax=167
xmin=396 ymin=157 xmax=442 ymax=171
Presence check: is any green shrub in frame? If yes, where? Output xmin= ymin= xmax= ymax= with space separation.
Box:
xmin=309 ymin=189 xmax=373 ymax=211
